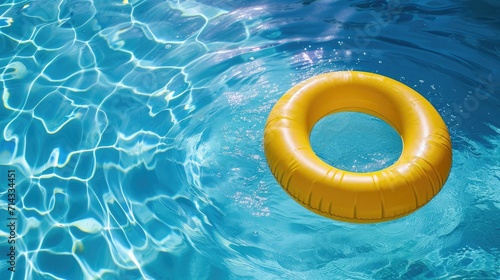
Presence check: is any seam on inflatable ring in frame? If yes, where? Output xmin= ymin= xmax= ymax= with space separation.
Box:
xmin=415 ymin=155 xmax=441 ymax=195
xmin=285 ymin=189 xmax=421 ymax=221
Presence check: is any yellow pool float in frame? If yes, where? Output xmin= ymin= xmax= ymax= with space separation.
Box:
xmin=264 ymin=71 xmax=452 ymax=223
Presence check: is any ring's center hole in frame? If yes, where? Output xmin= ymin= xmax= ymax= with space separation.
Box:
xmin=310 ymin=112 xmax=402 ymax=172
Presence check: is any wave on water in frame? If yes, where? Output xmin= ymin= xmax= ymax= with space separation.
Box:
xmin=0 ymin=0 xmax=499 ymax=279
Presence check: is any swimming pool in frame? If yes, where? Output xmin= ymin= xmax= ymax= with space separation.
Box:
xmin=0 ymin=0 xmax=499 ymax=279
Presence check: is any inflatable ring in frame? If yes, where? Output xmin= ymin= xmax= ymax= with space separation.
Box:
xmin=264 ymin=71 xmax=452 ymax=223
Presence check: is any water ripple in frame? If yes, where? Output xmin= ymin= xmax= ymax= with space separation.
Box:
xmin=0 ymin=0 xmax=499 ymax=279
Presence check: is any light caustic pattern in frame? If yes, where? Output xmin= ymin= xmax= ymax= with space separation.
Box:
xmin=0 ymin=0 xmax=499 ymax=279
xmin=0 ymin=0 xmax=278 ymax=279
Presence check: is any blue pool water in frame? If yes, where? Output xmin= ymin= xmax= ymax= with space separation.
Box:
xmin=0 ymin=0 xmax=499 ymax=279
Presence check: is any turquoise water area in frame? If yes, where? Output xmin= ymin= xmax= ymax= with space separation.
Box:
xmin=1 ymin=0 xmax=499 ymax=279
